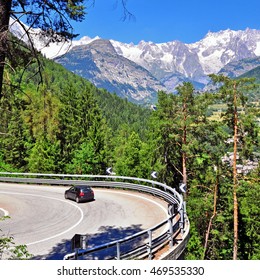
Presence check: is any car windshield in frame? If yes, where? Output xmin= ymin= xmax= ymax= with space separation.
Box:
xmin=76 ymin=186 xmax=91 ymax=191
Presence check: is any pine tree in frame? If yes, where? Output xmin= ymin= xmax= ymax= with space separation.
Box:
xmin=114 ymin=131 xmax=151 ymax=178
xmin=210 ymin=74 xmax=259 ymax=259
xmin=0 ymin=81 xmax=27 ymax=169
xmin=152 ymin=83 xmax=213 ymax=190
xmin=58 ymin=83 xmax=108 ymax=174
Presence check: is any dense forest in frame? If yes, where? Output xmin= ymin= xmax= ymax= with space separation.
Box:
xmin=0 ymin=56 xmax=259 ymax=260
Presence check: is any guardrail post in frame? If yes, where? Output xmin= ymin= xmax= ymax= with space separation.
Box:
xmin=180 ymin=204 xmax=184 ymax=234
xmin=183 ymin=201 xmax=187 ymax=222
xmin=75 ymin=249 xmax=78 ymax=260
xmin=116 ymin=242 xmax=121 ymax=260
xmin=168 ymin=218 xmax=174 ymax=247
xmin=147 ymin=230 xmax=153 ymax=260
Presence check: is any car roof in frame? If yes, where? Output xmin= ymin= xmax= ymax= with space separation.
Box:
xmin=74 ymin=185 xmax=91 ymax=189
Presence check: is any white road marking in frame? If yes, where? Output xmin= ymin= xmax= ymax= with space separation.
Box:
xmin=94 ymin=189 xmax=170 ymax=234
xmin=0 ymin=207 xmax=9 ymax=217
xmin=95 ymin=189 xmax=169 ymax=217
xmin=0 ymin=191 xmax=84 ymax=246
xmin=0 ymin=188 xmax=169 ymax=246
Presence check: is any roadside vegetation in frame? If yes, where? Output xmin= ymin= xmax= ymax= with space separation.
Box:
xmin=0 ymin=216 xmax=32 ymax=259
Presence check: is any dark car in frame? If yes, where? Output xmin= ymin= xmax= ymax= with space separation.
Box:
xmin=64 ymin=185 xmax=94 ymax=203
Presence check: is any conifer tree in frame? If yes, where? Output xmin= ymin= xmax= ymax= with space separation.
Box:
xmin=210 ymin=74 xmax=259 ymax=260
xmin=152 ymin=83 xmax=212 ymax=190
xmin=114 ymin=130 xmax=151 ymax=178
xmin=58 ymin=83 xmax=108 ymax=173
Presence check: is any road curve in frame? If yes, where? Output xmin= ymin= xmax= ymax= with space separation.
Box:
xmin=0 ymin=183 xmax=169 ymax=259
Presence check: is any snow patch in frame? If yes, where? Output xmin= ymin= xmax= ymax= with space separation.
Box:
xmin=161 ymin=53 xmax=173 ymax=64
xmin=255 ymin=42 xmax=260 ymax=56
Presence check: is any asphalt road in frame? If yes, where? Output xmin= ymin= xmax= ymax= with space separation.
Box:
xmin=0 ymin=183 xmax=169 ymax=259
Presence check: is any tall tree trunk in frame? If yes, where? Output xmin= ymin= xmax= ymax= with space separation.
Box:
xmin=182 ymin=150 xmax=187 ymax=185
xmin=233 ymin=82 xmax=238 ymax=260
xmin=0 ymin=0 xmax=12 ymax=98
xmin=203 ymin=166 xmax=218 ymax=259
xmin=182 ymin=100 xmax=187 ymax=187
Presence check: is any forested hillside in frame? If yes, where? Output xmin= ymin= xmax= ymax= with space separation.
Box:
xmin=240 ymin=66 xmax=260 ymax=104
xmin=241 ymin=65 xmax=260 ymax=82
xmin=0 ymin=58 xmax=151 ymax=174
xmin=0 ymin=56 xmax=259 ymax=260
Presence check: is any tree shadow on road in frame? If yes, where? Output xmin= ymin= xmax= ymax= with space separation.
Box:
xmin=32 ymin=224 xmax=145 ymax=260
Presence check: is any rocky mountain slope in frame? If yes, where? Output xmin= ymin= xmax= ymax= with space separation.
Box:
xmin=55 ymin=39 xmax=165 ymax=103
xmin=54 ymin=28 xmax=260 ymax=101
xmin=218 ymin=56 xmax=260 ymax=77
xmin=9 ymin=19 xmax=260 ymax=103
xmin=111 ymin=29 xmax=260 ymax=91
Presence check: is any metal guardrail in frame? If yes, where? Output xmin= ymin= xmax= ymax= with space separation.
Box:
xmin=0 ymin=172 xmax=189 ymax=260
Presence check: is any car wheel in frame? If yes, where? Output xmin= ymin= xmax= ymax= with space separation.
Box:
xmin=76 ymin=197 xmax=80 ymax=203
xmin=65 ymin=193 xmax=68 ymax=199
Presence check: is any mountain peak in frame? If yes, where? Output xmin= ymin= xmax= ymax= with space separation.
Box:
xmin=10 ymin=22 xmax=260 ymax=103
xmin=84 ymin=39 xmax=117 ymax=54
xmin=76 ymin=35 xmax=100 ymax=45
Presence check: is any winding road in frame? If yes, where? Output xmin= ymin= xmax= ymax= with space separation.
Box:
xmin=0 ymin=183 xmax=169 ymax=259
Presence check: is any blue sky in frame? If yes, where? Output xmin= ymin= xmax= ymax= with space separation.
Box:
xmin=72 ymin=0 xmax=260 ymax=44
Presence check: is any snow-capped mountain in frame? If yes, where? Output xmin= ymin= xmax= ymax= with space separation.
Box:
xmin=55 ymin=39 xmax=165 ymax=103
xmin=54 ymin=28 xmax=260 ymax=95
xmin=111 ymin=28 xmax=260 ymax=90
xmin=190 ymin=29 xmax=260 ymax=73
xmin=218 ymin=56 xmax=260 ymax=78
xmin=9 ymin=18 xmax=260 ymax=103
xmin=9 ymin=18 xmax=101 ymax=58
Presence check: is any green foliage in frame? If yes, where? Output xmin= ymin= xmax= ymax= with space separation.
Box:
xmin=150 ymin=84 xmax=223 ymax=189
xmin=94 ymin=89 xmax=151 ymax=140
xmin=12 ymin=1 xmax=86 ymax=39
xmin=0 ymin=153 xmax=18 ymax=172
xmin=238 ymin=178 xmax=260 ymax=259
xmin=114 ymin=131 xmax=152 ymax=178
xmin=66 ymin=141 xmax=101 ymax=174
xmin=149 ymin=78 xmax=259 ymax=260
xmin=210 ymin=74 xmax=259 ymax=259
xmin=26 ymin=138 xmax=60 ymax=173
xmin=185 ymin=221 xmax=204 ymax=260
xmin=0 ymin=216 xmax=32 ymax=260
